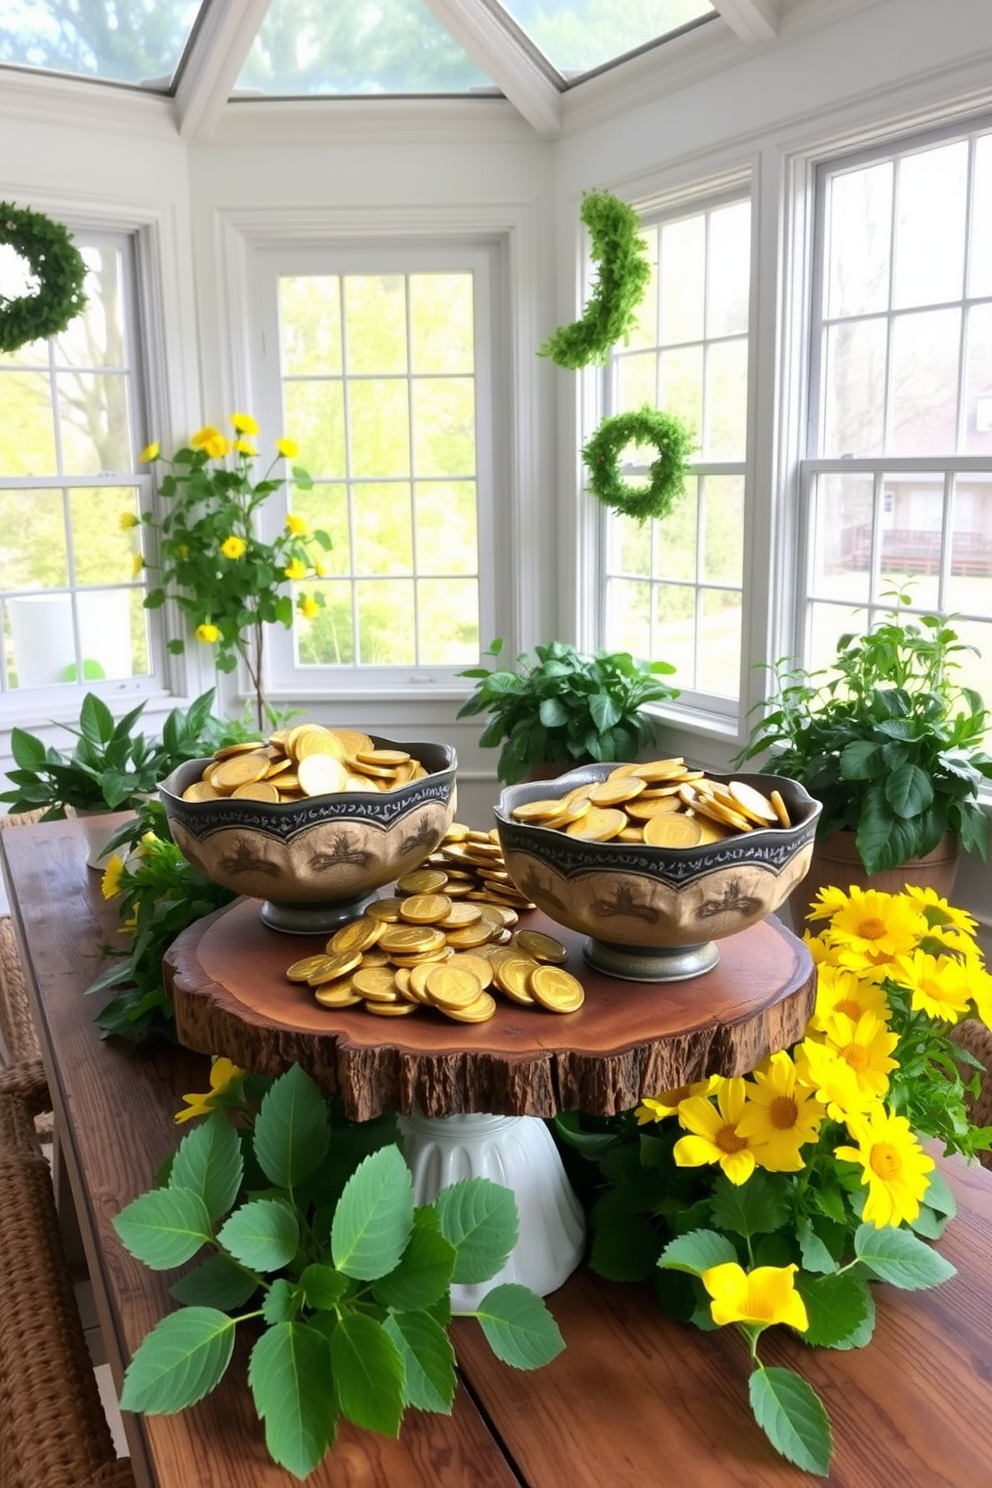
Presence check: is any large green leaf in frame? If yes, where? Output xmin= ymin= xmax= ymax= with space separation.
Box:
xmin=120 ymin=1307 xmax=236 ymax=1414
xmin=331 ymin=1146 xmax=415 ymax=1281
xmin=253 ymin=1065 xmax=330 ymax=1190
xmin=657 ymin=1228 xmax=738 ymax=1278
xmin=169 ymin=1251 xmax=259 ymax=1310
xmin=249 ymin=1321 xmax=337 ymax=1479
xmin=217 ymin=1199 xmax=300 ymax=1272
xmin=263 ymin=1279 xmax=303 ymax=1325
xmin=112 ymin=1188 xmax=212 ymax=1270
xmin=853 ymin=1224 xmax=956 ymax=1289
xmin=372 ymin=1211 xmax=457 ymax=1311
xmin=473 ymin=1284 xmax=565 ymax=1369
xmin=382 ymin=1310 xmax=456 ymax=1413
xmin=434 ymin=1178 xmax=518 ymax=1285
xmin=301 ymin=1264 xmax=349 ymax=1312
xmin=709 ymin=1171 xmax=791 ymax=1241
xmin=330 ymin=1313 xmax=406 ymax=1435
xmin=795 ymin=1270 xmax=872 ymax=1349
xmin=748 ymin=1366 xmax=832 ymax=1476
xmin=885 ymin=762 xmax=934 ymax=818
xmin=170 ymin=1113 xmax=244 ymax=1223
xmin=796 ymin=1218 xmax=838 ymax=1275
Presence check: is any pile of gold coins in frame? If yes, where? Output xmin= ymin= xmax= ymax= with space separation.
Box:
xmin=509 ymin=758 xmax=792 ymax=849
xmin=182 ymin=724 xmax=430 ymax=803
xmin=284 ymin=825 xmax=584 ymax=1021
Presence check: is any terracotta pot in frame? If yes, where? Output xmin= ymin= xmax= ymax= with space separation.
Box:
xmin=789 ymin=829 xmax=961 ymax=930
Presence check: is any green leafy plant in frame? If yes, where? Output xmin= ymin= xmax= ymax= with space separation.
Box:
xmin=581 ymin=404 xmax=695 ymax=524
xmin=735 ymin=595 xmax=992 ymax=874
xmin=138 ymin=414 xmax=331 ymax=727
xmin=0 ymin=688 xmax=244 ymax=821
xmin=554 ymin=883 xmax=992 ymax=1476
xmin=113 ymin=1064 xmax=564 ymax=1480
xmin=457 ymin=638 xmax=678 ymax=784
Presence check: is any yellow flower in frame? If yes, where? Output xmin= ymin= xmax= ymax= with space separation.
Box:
xmin=814 ymin=1008 xmax=899 ymax=1101
xmin=795 ymin=1039 xmax=879 ymax=1122
xmin=285 ymin=512 xmax=308 ymax=536
xmin=221 ymin=535 xmax=247 ymax=560
xmin=673 ymin=1077 xmax=758 ymax=1185
xmin=234 ymin=439 xmax=257 ymax=456
xmin=636 ymin=1076 xmax=719 ymax=1125
xmin=314 ymin=557 xmax=329 ymax=578
xmin=196 ymin=622 xmax=220 ymax=644
xmin=903 ymin=885 xmax=979 ymax=938
xmin=277 ymin=437 xmax=299 ymax=459
xmin=284 ymin=557 xmax=307 ymax=582
xmin=701 ymin=1262 xmax=809 ymax=1332
xmin=205 ymin=434 xmax=230 ymax=459
xmin=890 ymin=949 xmax=973 ymax=1023
xmin=100 ymin=855 xmax=125 ymax=900
xmin=810 ymin=963 xmax=891 ymax=1032
xmin=835 ymin=1105 xmax=935 ymax=1228
xmin=231 ymin=412 xmax=259 ymax=435
xmin=131 ymin=552 xmax=144 ymax=577
xmin=734 ymin=1052 xmax=824 ymax=1171
xmin=191 ymin=424 xmax=222 ymax=449
xmin=821 ymin=887 xmax=926 ymax=961
xmin=174 ymin=1058 xmax=244 ymax=1125
xmin=138 ymin=441 xmax=159 ymax=463
xmin=299 ymin=594 xmax=320 ymax=621
xmin=119 ymin=510 xmax=138 ymax=530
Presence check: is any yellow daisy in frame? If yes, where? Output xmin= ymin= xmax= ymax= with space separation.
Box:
xmin=277 ymin=437 xmax=299 ymax=459
xmin=100 ymin=854 xmax=125 ymax=900
xmin=903 ymin=885 xmax=979 ymax=937
xmin=818 ymin=1008 xmax=899 ymax=1100
xmin=230 ymin=412 xmax=259 ymax=435
xmin=285 ymin=512 xmax=308 ymax=536
xmin=822 ymin=887 xmax=926 ymax=959
xmin=891 ymin=949 xmax=973 ymax=1023
xmin=835 ymin=1105 xmax=935 ymax=1228
xmin=701 ymin=1261 xmax=809 ymax=1331
xmin=196 ymin=622 xmax=220 ymax=643
xmin=284 ymin=557 xmax=307 ymax=582
xmin=221 ymin=535 xmax=247 ymax=560
xmin=795 ymin=1039 xmax=880 ymax=1123
xmin=810 ymin=962 xmax=891 ymax=1032
xmin=119 ymin=510 xmax=138 ymax=530
xmin=174 ymin=1058 xmax=245 ymax=1125
xmin=191 ymin=424 xmax=222 ymax=450
xmin=131 ymin=552 xmax=144 ymax=577
xmin=673 ymin=1077 xmax=758 ymax=1186
xmin=299 ymin=594 xmax=320 ymax=621
xmin=635 ymin=1076 xmax=718 ymax=1126
xmin=734 ymin=1052 xmax=824 ymax=1171
xmin=138 ymin=440 xmax=159 ymax=463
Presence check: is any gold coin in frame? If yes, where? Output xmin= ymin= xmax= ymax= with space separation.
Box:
xmin=295 ymin=728 xmax=347 ymax=761
xmin=683 ymin=790 xmax=753 ymax=833
xmin=212 ymin=740 xmax=264 ymax=760
xmin=625 ymin=795 xmax=685 ymax=819
xmin=588 ymin=777 xmax=647 ymax=807
xmin=691 ymin=815 xmax=731 ymax=844
xmin=437 ymin=902 xmax=483 ymax=929
xmin=770 ymin=789 xmax=792 ymax=828
xmin=211 ymin=751 xmax=271 ymax=790
xmin=617 ymin=825 xmax=645 ymax=842
xmin=726 ymin=780 xmax=779 ymax=825
xmin=357 ymin=748 xmax=411 ymax=767
xmin=380 ymin=924 xmax=448 ymax=956
xmin=274 ymin=772 xmax=301 ymax=793
xmin=387 ymin=947 xmax=452 ymax=969
xmin=286 ymin=954 xmax=335 ymax=983
xmin=494 ymin=956 xmax=540 ymax=1004
xmin=451 ymin=952 xmax=495 ymax=990
xmin=644 ymin=813 xmax=703 ymax=848
xmin=182 ymin=780 xmax=222 ymax=801
xmin=510 ymin=797 xmax=572 ymax=822
xmin=307 ymin=949 xmax=364 ymax=985
xmin=352 ymin=966 xmax=401 ymax=1001
xmin=314 ymin=984 xmax=362 ymax=1008
xmin=366 ymin=999 xmax=419 ymax=1017
xmin=396 ymin=868 xmax=450 ymax=894
xmin=424 ymin=963 xmax=483 ymax=1010
xmin=285 ymin=723 xmax=324 ymax=759
xmin=565 ymin=807 xmax=627 ymax=842
xmin=297 ymin=753 xmax=349 ymax=797
xmin=330 ymin=729 xmax=375 ymax=758
xmin=513 ymin=929 xmax=568 ymax=964
xmin=441 ymin=991 xmax=497 ymax=1023
xmin=398 ymin=893 xmax=452 ymax=924
xmin=231 ymin=780 xmax=281 ymax=802
xmin=630 ymin=758 xmax=687 ymax=781
xmin=530 ymin=965 xmax=585 ymax=1013
xmin=443 ymin=922 xmax=496 ymax=950
xmin=407 ymin=962 xmax=436 ymax=1002
xmin=366 ymin=897 xmax=405 ymax=923
xmin=542 ymin=798 xmax=592 ymax=830
xmin=328 ymin=917 xmax=385 ymax=956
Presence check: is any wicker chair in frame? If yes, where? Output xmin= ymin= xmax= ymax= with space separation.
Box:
xmin=0 ymin=1059 xmax=135 ymax=1488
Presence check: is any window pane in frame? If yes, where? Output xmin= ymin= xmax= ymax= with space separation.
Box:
xmin=349 ymin=381 xmax=410 ymax=477
xmin=604 ymin=576 xmax=651 ymax=657
xmin=357 ymin=577 xmax=414 ymax=662
xmin=970 ymin=134 xmax=992 ymax=300
xmin=58 ymin=372 xmax=132 ymax=474
xmin=354 ymin=483 xmax=412 ymax=574
xmin=826 ymin=162 xmax=892 ymax=319
xmin=893 ymin=141 xmax=968 ymax=309
xmin=659 ymin=344 xmax=703 ymax=431
xmin=0 ymin=488 xmax=68 ymax=589
xmin=703 ymin=338 xmax=747 ymax=459
xmin=70 ymin=488 xmax=137 ymax=584
xmin=56 ymin=245 xmax=126 ymax=368
xmin=616 ymin=350 xmax=657 ymax=411
xmin=497 ymin=0 xmax=715 ymax=78
xmin=660 ymin=216 xmax=705 ymax=345
xmin=0 ymin=1 xmax=199 ymax=88
xmin=965 ymin=303 xmax=992 ymax=454
xmin=5 ymin=589 xmax=136 ymax=688
xmin=414 ymin=481 xmax=477 ymax=575
xmin=808 ymin=471 xmax=874 ymax=606
xmin=889 ymin=308 xmax=960 ymax=455
xmin=698 ymin=588 xmax=741 ymax=696
xmin=822 ymin=318 xmax=886 ymax=457
xmin=345 ymin=276 xmax=407 ymax=375
xmin=410 ymin=275 xmax=473 ymax=374
xmin=805 ymin=600 xmax=864 ymax=675
xmin=296 ymin=580 xmax=355 ymax=665
xmin=654 ymin=480 xmax=698 ymax=581
xmin=0 ymin=373 xmax=56 ymax=474
xmin=702 ymin=475 xmax=743 ymax=584
xmin=417 ymin=578 xmax=478 ymax=663
xmin=627 ymin=226 xmax=659 ymax=350
xmin=280 ymin=277 xmax=343 ymax=376
xmin=706 ymin=202 xmax=750 ymax=338
xmin=295 ymin=482 xmax=350 ymax=573
xmin=411 ymin=378 xmax=475 ymax=478
xmin=609 ymin=512 xmax=651 ymax=578
xmin=947 ymin=475 xmax=992 ymax=612
xmin=283 ymin=382 xmax=346 ymax=476
xmin=653 ymin=583 xmax=696 ymax=682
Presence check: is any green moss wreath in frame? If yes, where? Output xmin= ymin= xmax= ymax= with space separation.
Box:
xmin=582 ymin=406 xmax=695 ymax=524
xmin=0 ymin=202 xmax=88 ymax=354
xmin=539 ymin=190 xmax=652 ymax=369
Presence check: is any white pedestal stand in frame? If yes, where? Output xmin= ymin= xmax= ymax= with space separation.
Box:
xmin=397 ymin=1110 xmax=586 ymax=1312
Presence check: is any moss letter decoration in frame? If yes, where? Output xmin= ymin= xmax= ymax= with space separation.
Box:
xmin=582 ymin=406 xmax=696 ymax=524
xmin=0 ymin=202 xmax=88 ymax=354
xmin=538 ymin=190 xmax=651 ymax=369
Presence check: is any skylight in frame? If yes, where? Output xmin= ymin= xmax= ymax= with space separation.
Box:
xmin=492 ymin=0 xmax=716 ymax=80
xmin=0 ymin=0 xmax=201 ymax=91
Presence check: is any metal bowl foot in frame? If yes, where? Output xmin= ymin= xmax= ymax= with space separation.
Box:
xmin=584 ymin=936 xmax=720 ymax=982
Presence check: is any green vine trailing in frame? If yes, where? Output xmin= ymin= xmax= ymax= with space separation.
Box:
xmin=0 ymin=201 xmax=88 ymax=353
xmin=582 ymin=405 xmax=695 ymax=524
xmin=538 ymin=190 xmax=652 ymax=369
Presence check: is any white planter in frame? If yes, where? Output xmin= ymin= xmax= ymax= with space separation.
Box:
xmin=8 ymin=591 xmax=133 ymax=687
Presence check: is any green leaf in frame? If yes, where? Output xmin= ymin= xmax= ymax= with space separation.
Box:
xmin=434 ymin=1178 xmax=519 ymax=1285
xmin=795 ymin=1270 xmax=872 ymax=1348
xmin=301 ymin=1264 xmax=349 ymax=1312
xmin=853 ymin=1224 xmax=957 ymax=1289
xmin=372 ymin=1212 xmax=457 ymax=1311
xmin=120 ymin=1307 xmax=236 ymax=1414
xmin=263 ymin=1278 xmax=303 ymax=1325
xmin=709 ymin=1171 xmax=791 ymax=1240
xmin=331 ymin=1145 xmax=415 ymax=1281
xmin=657 ymin=1228 xmax=738 ymax=1277
xmin=169 ymin=1251 xmax=259 ymax=1310
xmin=382 ymin=1310 xmax=456 ymax=1413
xmin=748 ymin=1366 xmax=832 ymax=1476
xmin=797 ymin=1218 xmax=838 ymax=1275
xmin=217 ymin=1199 xmax=300 ymax=1272
xmin=169 ymin=1113 xmax=244 ymax=1223
xmin=112 ymin=1188 xmax=212 ymax=1270
xmin=923 ymin=1167 xmax=957 ymax=1218
xmin=330 ymin=1313 xmax=406 ymax=1435
xmin=253 ymin=1065 xmax=330 ymax=1190
xmin=473 ymin=1284 xmax=565 ymax=1370
xmin=249 ymin=1321 xmax=337 ymax=1479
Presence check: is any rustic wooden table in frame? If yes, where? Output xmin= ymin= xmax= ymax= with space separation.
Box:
xmin=3 ymin=815 xmax=991 ymax=1488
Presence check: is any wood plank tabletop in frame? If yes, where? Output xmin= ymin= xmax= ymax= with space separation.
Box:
xmin=3 ymin=815 xmax=991 ymax=1488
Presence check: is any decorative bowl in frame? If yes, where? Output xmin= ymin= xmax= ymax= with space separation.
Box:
xmin=494 ymin=766 xmax=821 ymax=981
xmin=159 ymin=736 xmax=457 ymax=934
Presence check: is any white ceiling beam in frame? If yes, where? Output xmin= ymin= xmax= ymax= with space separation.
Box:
xmin=714 ymin=0 xmax=780 ymax=44
xmin=421 ymin=0 xmax=561 ymax=135
xmin=174 ymin=0 xmax=273 ymax=143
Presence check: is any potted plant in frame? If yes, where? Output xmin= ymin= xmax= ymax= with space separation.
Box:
xmin=735 ymin=595 xmax=992 ymax=901
xmin=457 ymin=639 xmax=679 ymax=785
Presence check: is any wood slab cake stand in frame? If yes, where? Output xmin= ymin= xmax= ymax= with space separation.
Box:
xmin=165 ymin=900 xmax=815 ymax=1307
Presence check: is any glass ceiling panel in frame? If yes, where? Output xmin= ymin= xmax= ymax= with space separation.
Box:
xmin=0 ymin=0 xmax=201 ymax=90
xmin=494 ymin=0 xmax=716 ymax=77
xmin=236 ymin=0 xmax=496 ymax=98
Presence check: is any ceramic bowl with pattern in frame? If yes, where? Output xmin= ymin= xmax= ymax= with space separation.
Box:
xmin=159 ymin=737 xmax=457 ymax=933
xmin=494 ymin=766 xmax=821 ymax=981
